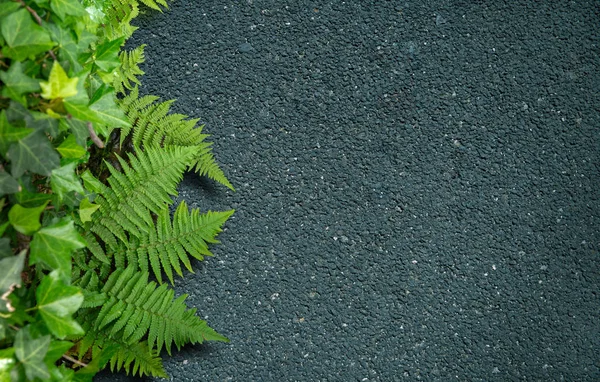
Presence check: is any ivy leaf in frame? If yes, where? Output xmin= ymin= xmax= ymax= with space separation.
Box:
xmin=0 ymin=9 xmax=56 ymax=61
xmin=0 ymin=171 xmax=20 ymax=195
xmin=29 ymin=218 xmax=85 ymax=279
xmin=88 ymin=90 xmax=130 ymax=128
xmin=80 ymin=170 xmax=103 ymax=193
xmin=45 ymin=343 xmax=75 ymax=380
xmin=40 ymin=61 xmax=79 ymax=100
xmin=63 ymin=118 xmax=89 ymax=146
xmin=77 ymin=29 xmax=97 ymax=52
xmin=29 ymin=111 xmax=59 ymax=137
xmin=14 ymin=328 xmax=51 ymax=380
xmin=0 ymin=251 xmax=26 ymax=295
xmin=50 ymin=365 xmax=75 ymax=381
xmin=94 ymin=37 xmax=124 ymax=72
xmin=36 ymin=271 xmax=84 ymax=339
xmin=0 ymin=348 xmax=16 ymax=380
xmin=50 ymin=0 xmax=86 ymax=20
xmin=46 ymin=24 xmax=81 ymax=72
xmin=0 ymin=110 xmax=32 ymax=139
xmin=0 ymin=62 xmax=40 ymax=105
xmin=89 ymin=83 xmax=112 ymax=105
xmin=79 ymin=198 xmax=100 ymax=223
xmin=0 ymin=222 xmax=8 ymax=238
xmin=4 ymin=100 xmax=59 ymax=138
xmin=0 ymin=238 xmax=10 ymax=258
xmin=7 ymin=130 xmax=60 ymax=178
xmin=4 ymin=100 xmax=30 ymax=125
xmin=14 ymin=187 xmax=52 ymax=208
xmin=0 ymin=2 xmax=20 ymax=18
xmin=0 ymin=110 xmax=33 ymax=156
xmin=56 ymin=134 xmax=86 ymax=158
xmin=44 ymin=340 xmax=73 ymax=365
xmin=8 ymin=202 xmax=48 ymax=235
xmin=64 ymin=70 xmax=89 ymax=105
xmin=63 ymin=101 xmax=97 ymax=123
xmin=50 ymin=162 xmax=85 ymax=200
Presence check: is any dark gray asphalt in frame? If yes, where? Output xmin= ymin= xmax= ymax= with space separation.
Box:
xmin=95 ymin=1 xmax=599 ymax=381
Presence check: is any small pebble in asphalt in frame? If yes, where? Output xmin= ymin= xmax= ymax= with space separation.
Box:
xmin=239 ymin=42 xmax=254 ymax=53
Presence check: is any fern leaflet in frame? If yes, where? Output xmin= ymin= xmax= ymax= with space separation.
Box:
xmin=102 ymin=0 xmax=139 ymax=40
xmin=90 ymin=146 xmax=198 ymax=245
xmin=114 ymin=44 xmax=146 ymax=95
xmin=139 ymin=0 xmax=168 ymax=11
xmin=94 ymin=266 xmax=228 ymax=355
xmin=118 ymin=86 xmax=234 ymax=190
xmin=76 ymin=323 xmax=167 ymax=378
xmin=110 ymin=201 xmax=234 ymax=284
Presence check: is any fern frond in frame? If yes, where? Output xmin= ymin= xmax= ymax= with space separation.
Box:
xmin=194 ymin=140 xmax=234 ymax=190
xmin=74 ymin=270 xmax=106 ymax=309
xmin=83 ymin=232 xmax=111 ymax=265
xmin=139 ymin=0 xmax=168 ymax=12
xmin=118 ymin=89 xmax=234 ymax=190
xmin=75 ymin=323 xmax=166 ymax=378
xmin=103 ymin=0 xmax=139 ymax=40
xmin=94 ymin=266 xmax=229 ymax=355
xmin=112 ymin=201 xmax=234 ymax=284
xmin=114 ymin=45 xmax=146 ymax=96
xmin=131 ymin=99 xmax=177 ymax=147
xmin=109 ymin=339 xmax=166 ymax=377
xmin=117 ymin=86 xmax=159 ymax=145
xmin=90 ymin=146 xmax=198 ymax=244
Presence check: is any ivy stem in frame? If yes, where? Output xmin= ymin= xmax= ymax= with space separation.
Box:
xmin=16 ymin=0 xmax=57 ymax=61
xmin=62 ymin=354 xmax=88 ymax=368
xmin=17 ymin=0 xmax=43 ymax=26
xmin=87 ymin=122 xmax=105 ymax=148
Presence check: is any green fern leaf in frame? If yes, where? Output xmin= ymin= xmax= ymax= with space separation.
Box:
xmin=117 ymin=86 xmax=159 ymax=146
xmin=118 ymin=88 xmax=234 ymax=190
xmin=73 ymin=269 xmax=107 ymax=309
xmin=76 ymin=324 xmax=166 ymax=378
xmin=83 ymin=232 xmax=111 ymax=265
xmin=131 ymin=99 xmax=176 ymax=147
xmin=113 ymin=44 xmax=145 ymax=95
xmin=94 ymin=266 xmax=228 ymax=355
xmin=138 ymin=0 xmax=168 ymax=12
xmin=108 ymin=339 xmax=166 ymax=378
xmin=102 ymin=0 xmax=139 ymax=40
xmin=113 ymin=201 xmax=234 ymax=284
xmin=194 ymin=140 xmax=235 ymax=190
xmin=90 ymin=145 xmax=198 ymax=244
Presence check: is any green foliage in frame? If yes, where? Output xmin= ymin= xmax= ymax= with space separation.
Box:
xmin=118 ymin=201 xmax=234 ymax=284
xmin=0 ymin=0 xmax=233 ymax=380
xmin=120 ymin=86 xmax=235 ymax=190
xmin=113 ymin=45 xmax=145 ymax=95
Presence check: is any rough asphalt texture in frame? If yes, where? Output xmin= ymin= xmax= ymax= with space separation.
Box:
xmin=95 ymin=1 xmax=599 ymax=381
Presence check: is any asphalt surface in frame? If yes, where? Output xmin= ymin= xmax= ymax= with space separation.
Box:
xmin=94 ymin=1 xmax=599 ymax=381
